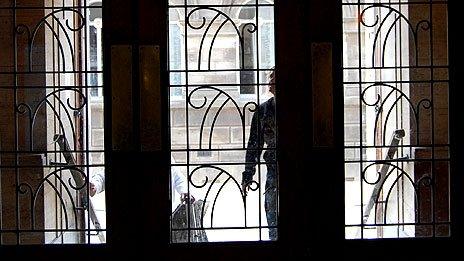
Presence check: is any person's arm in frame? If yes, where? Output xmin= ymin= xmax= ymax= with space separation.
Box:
xmin=242 ymin=109 xmax=264 ymax=191
xmin=90 ymin=171 xmax=105 ymax=197
xmin=172 ymin=164 xmax=187 ymax=195
xmin=171 ymin=157 xmax=194 ymax=203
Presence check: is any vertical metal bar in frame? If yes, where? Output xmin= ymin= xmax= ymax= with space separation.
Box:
xmin=72 ymin=0 xmax=83 ymax=244
xmin=398 ymin=0 xmax=405 ymax=235
xmin=13 ymin=0 xmax=20 ymax=245
xmin=429 ymin=0 xmax=436 ymax=237
xmin=183 ymin=0 xmax=191 ymax=243
xmin=52 ymin=0 xmax=57 ymax=242
xmin=357 ymin=0 xmax=364 ymax=239
xmin=167 ymin=8 xmax=173 ymax=242
xmin=376 ymin=4 xmax=383 ymax=236
xmin=448 ymin=0 xmax=461 ymax=241
xmin=58 ymin=0 xmax=65 ymax=244
xmin=392 ymin=0 xmax=400 ymax=237
xmin=83 ymin=0 xmax=91 ymax=244
xmin=254 ymin=0 xmax=262 ymax=241
xmin=52 ymin=0 xmax=60 ymax=242
xmin=99 ymin=0 xmax=107 ymax=244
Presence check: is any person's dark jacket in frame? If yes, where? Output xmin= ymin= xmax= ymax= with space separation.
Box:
xmin=242 ymin=97 xmax=276 ymax=186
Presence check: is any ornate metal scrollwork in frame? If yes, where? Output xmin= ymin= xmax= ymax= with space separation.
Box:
xmin=17 ymin=166 xmax=87 ymax=230
xmin=16 ymin=88 xmax=87 ymax=151
xmin=360 ymin=4 xmax=431 ymax=67
xmin=187 ymin=7 xmax=257 ymax=70
xmin=170 ymin=2 xmax=276 ymax=242
xmin=188 ymin=85 xmax=257 ymax=149
xmin=15 ymin=8 xmax=85 ymax=72
xmin=12 ymin=8 xmax=89 ymax=236
xmin=189 ymin=165 xmax=259 ymax=228
xmin=362 ymin=162 xmax=433 ymax=224
xmin=361 ymin=82 xmax=431 ymax=146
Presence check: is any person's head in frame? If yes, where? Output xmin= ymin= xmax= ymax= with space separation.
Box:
xmin=268 ymin=68 xmax=275 ymax=95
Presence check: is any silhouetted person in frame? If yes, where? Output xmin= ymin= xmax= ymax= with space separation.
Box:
xmin=242 ymin=69 xmax=277 ymax=240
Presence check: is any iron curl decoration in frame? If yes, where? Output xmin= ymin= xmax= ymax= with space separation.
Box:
xmin=243 ymin=179 xmax=259 ymax=193
xmin=187 ymin=7 xmax=257 ymax=70
xmin=16 ymin=102 xmax=33 ymax=117
xmin=17 ymin=166 xmax=88 ymax=230
xmin=15 ymin=88 xmax=87 ymax=151
xmin=65 ymin=166 xmax=89 ymax=191
xmin=361 ymin=82 xmax=432 ymax=146
xmin=17 ymin=183 xmax=35 ymax=226
xmin=15 ymin=8 xmax=85 ymax=71
xmin=189 ymin=165 xmax=259 ymax=228
xmin=188 ymin=85 xmax=258 ymax=149
xmin=360 ymin=4 xmax=431 ymax=67
xmin=417 ymin=174 xmax=433 ymax=188
xmin=362 ymin=162 xmax=433 ymax=224
xmin=15 ymin=23 xmax=32 ymax=40
xmin=362 ymin=168 xmax=382 ymax=186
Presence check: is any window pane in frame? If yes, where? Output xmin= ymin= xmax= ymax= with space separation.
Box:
xmin=169 ymin=1 xmax=277 ymax=243
xmin=0 ymin=0 xmax=106 ymax=245
xmin=343 ymin=0 xmax=450 ymax=239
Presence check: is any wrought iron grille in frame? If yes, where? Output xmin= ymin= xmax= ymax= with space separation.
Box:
xmin=343 ymin=0 xmax=449 ymax=239
xmin=168 ymin=0 xmax=277 ymax=242
xmin=0 ymin=0 xmax=105 ymax=244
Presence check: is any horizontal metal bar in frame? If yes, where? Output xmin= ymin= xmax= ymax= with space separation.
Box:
xmin=170 ymin=162 xmax=276 ymax=166
xmin=173 ymin=146 xmax=445 ymax=151
xmin=0 ymin=164 xmax=105 ymax=168
xmin=344 ymin=144 xmax=450 ymax=149
xmin=0 ymin=149 xmax=105 ymax=153
xmin=171 ymin=226 xmax=277 ymax=231
xmin=169 ymin=68 xmax=274 ymax=73
xmin=345 ymin=221 xmax=450 ymax=227
xmin=169 ymin=4 xmax=274 ymax=8
xmin=341 ymin=1 xmax=447 ymax=6
xmin=169 ymin=83 xmax=274 ymax=87
xmin=0 ymin=70 xmax=103 ymax=74
xmin=0 ymin=228 xmax=106 ymax=233
xmin=344 ymin=158 xmax=450 ymax=163
xmin=0 ymin=5 xmax=103 ymax=10
xmin=343 ymin=65 xmax=449 ymax=70
xmin=0 ymin=85 xmax=104 ymax=89
xmin=170 ymin=147 xmax=277 ymax=152
xmin=344 ymin=80 xmax=449 ymax=84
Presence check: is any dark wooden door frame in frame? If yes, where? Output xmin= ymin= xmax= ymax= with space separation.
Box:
xmin=2 ymin=0 xmax=461 ymax=259
xmin=104 ymin=0 xmax=464 ymax=259
xmin=103 ymin=0 xmax=301 ymax=258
